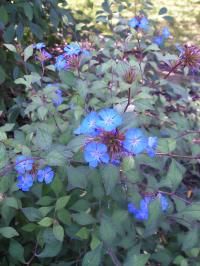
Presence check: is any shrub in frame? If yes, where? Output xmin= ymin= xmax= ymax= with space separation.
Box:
xmin=1 ymin=1 xmax=200 ymax=266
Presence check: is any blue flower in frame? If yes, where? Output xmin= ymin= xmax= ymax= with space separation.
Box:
xmin=96 ymin=109 xmax=122 ymax=132
xmin=64 ymin=43 xmax=81 ymax=56
xmin=123 ymin=128 xmax=147 ymax=154
xmin=15 ymin=155 xmax=34 ymax=174
xmin=41 ymin=50 xmax=52 ymax=59
xmin=128 ymin=17 xmax=148 ymax=30
xmin=158 ymin=194 xmax=168 ymax=212
xmin=139 ymin=17 xmax=149 ymax=30
xmin=146 ymin=136 xmax=158 ymax=157
xmin=84 ymin=142 xmax=109 ymax=167
xmin=17 ymin=174 xmax=33 ymax=191
xmin=128 ymin=197 xmax=151 ymax=221
xmin=162 ymin=27 xmax=170 ymax=39
xmin=52 ymin=89 xmax=63 ymax=107
xmin=33 ymin=43 xmax=46 ymax=50
xmin=55 ymin=54 xmax=69 ymax=71
xmin=37 ymin=166 xmax=54 ymax=184
xmin=81 ymin=49 xmax=91 ymax=57
xmin=74 ymin=112 xmax=99 ymax=135
xmin=153 ymin=36 xmax=164 ymax=46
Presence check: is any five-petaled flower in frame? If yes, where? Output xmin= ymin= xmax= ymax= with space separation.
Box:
xmin=128 ymin=16 xmax=148 ymax=30
xmin=84 ymin=142 xmax=109 ymax=168
xmin=55 ymin=55 xmax=69 ymax=71
xmin=64 ymin=43 xmax=81 ymax=56
xmin=96 ymin=108 xmax=122 ymax=132
xmin=123 ymin=128 xmax=147 ymax=154
xmin=17 ymin=173 xmax=34 ymax=191
xmin=37 ymin=166 xmax=55 ymax=184
xmin=74 ymin=111 xmax=99 ymax=135
xmin=15 ymin=155 xmax=34 ymax=174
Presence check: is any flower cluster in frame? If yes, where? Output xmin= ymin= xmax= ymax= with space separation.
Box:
xmin=128 ymin=193 xmax=168 ymax=221
xmin=15 ymin=155 xmax=54 ymax=191
xmin=55 ymin=43 xmax=91 ymax=71
xmin=128 ymin=16 xmax=149 ymax=31
xmin=74 ymin=109 xmax=158 ymax=167
xmin=33 ymin=42 xmax=52 ymax=62
xmin=153 ymin=27 xmax=170 ymax=47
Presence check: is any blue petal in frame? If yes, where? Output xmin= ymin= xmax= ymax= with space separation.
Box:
xmin=128 ymin=17 xmax=139 ymax=28
xmin=139 ymin=17 xmax=148 ymax=30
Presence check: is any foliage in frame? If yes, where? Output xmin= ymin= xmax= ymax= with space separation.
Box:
xmin=1 ymin=1 xmax=200 ymax=266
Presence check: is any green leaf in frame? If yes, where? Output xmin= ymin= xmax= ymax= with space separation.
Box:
xmin=72 ymin=212 xmax=96 ymax=225
xmin=38 ymin=217 xmax=53 ymax=227
xmin=4 ymin=44 xmax=17 ymax=53
xmin=4 ymin=197 xmax=19 ymax=209
xmin=100 ymin=165 xmax=119 ymax=195
xmin=161 ymin=159 xmax=185 ymax=190
xmin=22 ymin=207 xmax=42 ymax=222
xmin=124 ymin=254 xmax=150 ymax=266
xmin=158 ymin=138 xmax=176 ymax=153
xmin=159 ymin=7 xmax=168 ymax=15
xmin=99 ymin=216 xmax=116 ymax=245
xmin=23 ymin=3 xmax=33 ymax=20
xmin=9 ymin=240 xmax=25 ymax=263
xmin=53 ymin=224 xmax=64 ymax=242
xmin=33 ymin=129 xmax=52 ymax=150
xmin=55 ymin=196 xmax=70 ymax=211
xmin=0 ymin=65 xmax=6 ymax=84
xmin=67 ymin=166 xmax=88 ymax=189
xmin=59 ymin=71 xmax=76 ymax=87
xmin=37 ymin=240 xmax=62 ymax=258
xmin=50 ymin=8 xmax=59 ymax=28
xmin=75 ymin=227 xmax=89 ymax=240
xmin=24 ymin=44 xmax=33 ymax=62
xmin=144 ymin=198 xmax=162 ymax=237
xmin=0 ymin=123 xmax=15 ymax=132
xmin=3 ymin=24 xmax=15 ymax=43
xmin=0 ymin=6 xmax=8 ymax=24
xmin=82 ymin=244 xmax=102 ymax=266
xmin=174 ymin=203 xmax=200 ymax=221
xmin=0 ymin=227 xmax=19 ymax=238
xmin=182 ymin=228 xmax=199 ymax=251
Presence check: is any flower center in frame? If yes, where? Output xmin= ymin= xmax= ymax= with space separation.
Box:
xmin=130 ymin=137 xmax=140 ymax=147
xmin=91 ymin=150 xmax=102 ymax=160
xmin=104 ymin=116 xmax=114 ymax=126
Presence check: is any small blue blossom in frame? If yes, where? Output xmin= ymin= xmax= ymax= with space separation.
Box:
xmin=37 ymin=166 xmax=54 ymax=184
xmin=41 ymin=49 xmax=52 ymax=59
xmin=74 ymin=112 xmax=100 ymax=135
xmin=52 ymin=89 xmax=63 ymax=107
xmin=129 ymin=16 xmax=148 ymax=30
xmin=111 ymin=159 xmax=120 ymax=166
xmin=33 ymin=43 xmax=46 ymax=50
xmin=17 ymin=174 xmax=33 ymax=191
xmin=55 ymin=54 xmax=69 ymax=71
xmin=96 ymin=109 xmax=122 ymax=132
xmin=158 ymin=194 xmax=168 ymax=212
xmin=15 ymin=155 xmax=34 ymax=174
xmin=84 ymin=142 xmax=109 ymax=167
xmin=128 ymin=197 xmax=151 ymax=221
xmin=123 ymin=128 xmax=147 ymax=154
xmin=153 ymin=36 xmax=164 ymax=46
xmin=146 ymin=136 xmax=158 ymax=157
xmin=64 ymin=43 xmax=81 ymax=56
xmin=81 ymin=49 xmax=91 ymax=57
xmin=162 ymin=27 xmax=170 ymax=39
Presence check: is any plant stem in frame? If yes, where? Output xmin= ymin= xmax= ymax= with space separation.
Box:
xmin=123 ymin=87 xmax=131 ymax=112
